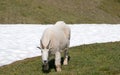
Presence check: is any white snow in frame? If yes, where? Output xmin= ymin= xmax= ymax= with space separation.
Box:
xmin=0 ymin=24 xmax=120 ymax=66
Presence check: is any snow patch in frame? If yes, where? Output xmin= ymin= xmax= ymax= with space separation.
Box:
xmin=0 ymin=24 xmax=120 ymax=66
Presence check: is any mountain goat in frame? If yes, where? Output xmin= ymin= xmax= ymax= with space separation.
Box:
xmin=39 ymin=21 xmax=71 ymax=72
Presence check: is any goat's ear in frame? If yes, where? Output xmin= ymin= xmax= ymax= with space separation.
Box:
xmin=40 ymin=40 xmax=44 ymax=49
xmin=37 ymin=46 xmax=41 ymax=49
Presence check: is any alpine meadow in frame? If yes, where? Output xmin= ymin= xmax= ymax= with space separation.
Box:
xmin=0 ymin=0 xmax=120 ymax=75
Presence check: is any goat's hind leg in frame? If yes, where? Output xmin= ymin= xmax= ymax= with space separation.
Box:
xmin=63 ymin=48 xmax=69 ymax=65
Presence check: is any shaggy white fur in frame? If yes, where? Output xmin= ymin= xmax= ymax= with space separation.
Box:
xmin=40 ymin=21 xmax=71 ymax=72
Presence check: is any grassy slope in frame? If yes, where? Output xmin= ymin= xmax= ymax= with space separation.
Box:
xmin=0 ymin=0 xmax=120 ymax=24
xmin=0 ymin=42 xmax=120 ymax=75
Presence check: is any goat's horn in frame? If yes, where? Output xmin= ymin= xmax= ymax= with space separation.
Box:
xmin=40 ymin=40 xmax=44 ymax=49
xmin=47 ymin=40 xmax=51 ymax=49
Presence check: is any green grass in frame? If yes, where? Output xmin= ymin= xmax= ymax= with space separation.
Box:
xmin=0 ymin=42 xmax=120 ymax=75
xmin=0 ymin=0 xmax=120 ymax=24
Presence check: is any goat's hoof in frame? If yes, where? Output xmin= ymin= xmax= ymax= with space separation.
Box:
xmin=56 ymin=68 xmax=61 ymax=72
xmin=56 ymin=65 xmax=61 ymax=72
xmin=63 ymin=59 xmax=68 ymax=65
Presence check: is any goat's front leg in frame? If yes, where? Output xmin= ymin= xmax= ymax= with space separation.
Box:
xmin=55 ymin=51 xmax=61 ymax=72
xmin=63 ymin=48 xmax=69 ymax=65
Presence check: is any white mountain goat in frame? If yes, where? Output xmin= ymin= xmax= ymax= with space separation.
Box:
xmin=39 ymin=21 xmax=71 ymax=72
